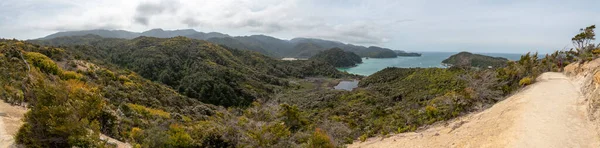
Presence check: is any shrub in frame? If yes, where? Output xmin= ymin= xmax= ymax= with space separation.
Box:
xmin=130 ymin=127 xmax=144 ymax=142
xmin=519 ymin=77 xmax=533 ymax=86
xmin=166 ymin=124 xmax=193 ymax=147
xmin=278 ymin=104 xmax=309 ymax=131
xmin=118 ymin=75 xmax=132 ymax=83
xmin=308 ymin=128 xmax=334 ymax=148
xmin=60 ymin=71 xmax=83 ymax=80
xmin=25 ymin=52 xmax=61 ymax=75
xmin=425 ymin=105 xmax=439 ymax=119
xmin=16 ymin=80 xmax=105 ymax=147
xmin=126 ymin=103 xmax=171 ymax=118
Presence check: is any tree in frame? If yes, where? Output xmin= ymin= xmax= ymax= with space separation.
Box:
xmin=572 ymin=25 xmax=596 ymax=54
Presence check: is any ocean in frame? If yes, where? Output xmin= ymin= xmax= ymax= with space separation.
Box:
xmin=337 ymin=52 xmax=523 ymax=76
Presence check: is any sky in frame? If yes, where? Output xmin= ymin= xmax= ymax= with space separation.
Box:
xmin=1 ymin=0 xmax=599 ymax=54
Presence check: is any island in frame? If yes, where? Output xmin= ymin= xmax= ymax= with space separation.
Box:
xmin=310 ymin=48 xmax=363 ymax=67
xmin=442 ymin=51 xmax=508 ymax=68
xmin=394 ymin=50 xmax=422 ymax=57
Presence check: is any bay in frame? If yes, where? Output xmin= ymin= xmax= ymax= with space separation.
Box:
xmin=337 ymin=52 xmax=523 ymax=76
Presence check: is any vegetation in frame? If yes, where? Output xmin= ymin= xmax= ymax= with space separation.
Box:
xmin=1 ymin=40 xmax=220 ymax=147
xmin=39 ymin=29 xmax=401 ymax=59
xmin=442 ymin=52 xmax=509 ymax=68
xmin=311 ymin=48 xmax=362 ymax=67
xmin=2 ymin=25 xmax=598 ymax=147
xmin=394 ymin=50 xmax=422 ymax=57
xmin=34 ymin=36 xmax=346 ymax=107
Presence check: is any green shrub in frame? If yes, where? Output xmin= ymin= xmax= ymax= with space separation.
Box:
xmin=308 ymin=128 xmax=334 ymax=148
xmin=425 ymin=105 xmax=439 ymax=119
xmin=166 ymin=124 xmax=193 ymax=147
xmin=60 ymin=71 xmax=83 ymax=80
xmin=126 ymin=103 xmax=171 ymax=118
xmin=118 ymin=75 xmax=132 ymax=83
xmin=25 ymin=52 xmax=61 ymax=75
xmin=519 ymin=77 xmax=533 ymax=86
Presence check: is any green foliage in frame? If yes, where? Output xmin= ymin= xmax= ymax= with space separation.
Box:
xmin=25 ymin=52 xmax=61 ymax=75
xmin=126 ymin=103 xmax=171 ymax=119
xmin=279 ymin=104 xmax=310 ymax=131
xmin=519 ymin=77 xmax=533 ymax=86
xmin=310 ymin=48 xmax=363 ymax=67
xmin=35 ymin=36 xmax=348 ymax=107
xmin=166 ymin=124 xmax=193 ymax=148
xmin=16 ymin=80 xmax=105 ymax=147
xmin=60 ymin=70 xmax=83 ymax=80
xmin=570 ymin=25 xmax=599 ymax=62
xmin=308 ymin=128 xmax=335 ymax=148
xmin=442 ymin=52 xmax=509 ymax=68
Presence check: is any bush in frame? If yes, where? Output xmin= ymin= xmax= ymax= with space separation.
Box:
xmin=519 ymin=77 xmax=533 ymax=86
xmin=25 ymin=52 xmax=61 ymax=75
xmin=16 ymin=80 xmax=105 ymax=147
xmin=166 ymin=124 xmax=193 ymax=147
xmin=60 ymin=71 xmax=83 ymax=80
xmin=308 ymin=128 xmax=334 ymax=148
xmin=126 ymin=103 xmax=171 ymax=119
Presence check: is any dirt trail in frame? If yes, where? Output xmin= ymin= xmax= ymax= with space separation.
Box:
xmin=349 ymin=72 xmax=600 ymax=148
xmin=0 ymin=101 xmax=26 ymax=148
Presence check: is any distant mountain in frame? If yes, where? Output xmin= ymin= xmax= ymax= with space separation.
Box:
xmin=39 ymin=29 xmax=139 ymax=39
xmin=394 ymin=50 xmax=422 ymax=57
xmin=39 ymin=29 xmax=402 ymax=58
xmin=39 ymin=28 xmax=230 ymax=40
xmin=442 ymin=52 xmax=509 ymax=68
xmin=310 ymin=48 xmax=363 ymax=67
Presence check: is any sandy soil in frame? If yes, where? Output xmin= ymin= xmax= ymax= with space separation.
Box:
xmin=349 ymin=72 xmax=600 ymax=148
xmin=0 ymin=101 xmax=26 ymax=148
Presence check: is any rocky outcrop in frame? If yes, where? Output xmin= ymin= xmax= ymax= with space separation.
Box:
xmin=564 ymin=58 xmax=600 ymax=134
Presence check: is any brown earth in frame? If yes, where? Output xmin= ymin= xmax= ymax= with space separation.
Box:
xmin=349 ymin=72 xmax=600 ymax=148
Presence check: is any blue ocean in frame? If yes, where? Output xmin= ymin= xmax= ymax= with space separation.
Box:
xmin=337 ymin=52 xmax=523 ymax=76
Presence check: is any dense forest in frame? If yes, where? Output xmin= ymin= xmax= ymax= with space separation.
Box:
xmin=310 ymin=48 xmax=363 ymax=67
xmin=39 ymin=29 xmax=402 ymax=59
xmin=1 ymin=25 xmax=598 ymax=147
xmin=32 ymin=35 xmax=346 ymax=107
xmin=442 ymin=52 xmax=509 ymax=68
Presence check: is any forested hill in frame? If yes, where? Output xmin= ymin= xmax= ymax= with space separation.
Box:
xmin=442 ymin=52 xmax=509 ymax=68
xmin=310 ymin=48 xmax=363 ymax=67
xmin=31 ymin=35 xmax=346 ymax=107
xmin=38 ymin=29 xmax=401 ymax=58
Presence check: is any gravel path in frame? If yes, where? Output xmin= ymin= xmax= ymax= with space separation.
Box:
xmin=349 ymin=72 xmax=600 ymax=148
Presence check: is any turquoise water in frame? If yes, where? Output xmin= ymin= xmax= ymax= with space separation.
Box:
xmin=334 ymin=80 xmax=359 ymax=91
xmin=337 ymin=52 xmax=522 ymax=76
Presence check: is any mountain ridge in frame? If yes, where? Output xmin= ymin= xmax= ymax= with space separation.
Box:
xmin=38 ymin=29 xmax=403 ymax=58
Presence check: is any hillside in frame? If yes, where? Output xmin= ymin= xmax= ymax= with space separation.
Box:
xmin=2 ymin=37 xmax=360 ymax=147
xmin=3 ymin=36 xmax=526 ymax=147
xmin=395 ymin=50 xmax=422 ymax=57
xmin=39 ymin=29 xmax=401 ymax=58
xmin=6 ymin=25 xmax=595 ymax=147
xmin=32 ymin=36 xmax=346 ymax=107
xmin=38 ymin=28 xmax=230 ymax=40
xmin=349 ymin=72 xmax=600 ymax=148
xmin=310 ymin=48 xmax=363 ymax=67
xmin=0 ymin=39 xmax=224 ymax=147
xmin=442 ymin=52 xmax=509 ymax=68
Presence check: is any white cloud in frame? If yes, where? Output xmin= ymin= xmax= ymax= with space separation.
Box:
xmin=0 ymin=0 xmax=599 ymax=53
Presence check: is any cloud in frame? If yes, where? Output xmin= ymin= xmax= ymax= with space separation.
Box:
xmin=133 ymin=0 xmax=181 ymax=26
xmin=1 ymin=0 xmax=599 ymax=53
xmin=181 ymin=17 xmax=201 ymax=27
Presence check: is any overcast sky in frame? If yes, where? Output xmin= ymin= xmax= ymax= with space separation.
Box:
xmin=1 ymin=0 xmax=599 ymax=53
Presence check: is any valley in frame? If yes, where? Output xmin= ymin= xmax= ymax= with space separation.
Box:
xmin=0 ymin=22 xmax=598 ymax=148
